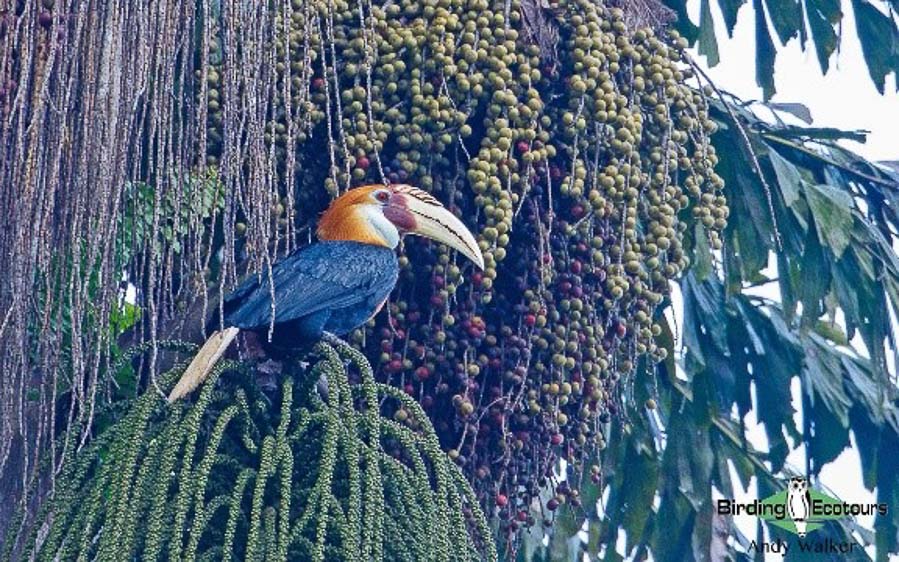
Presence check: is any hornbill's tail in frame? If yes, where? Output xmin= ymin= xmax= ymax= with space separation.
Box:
xmin=167 ymin=326 xmax=240 ymax=402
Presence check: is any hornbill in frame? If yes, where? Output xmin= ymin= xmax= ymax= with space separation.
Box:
xmin=167 ymin=184 xmax=484 ymax=402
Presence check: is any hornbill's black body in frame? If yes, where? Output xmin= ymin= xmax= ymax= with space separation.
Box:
xmin=223 ymin=241 xmax=398 ymax=345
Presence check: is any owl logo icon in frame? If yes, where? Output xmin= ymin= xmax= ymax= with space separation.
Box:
xmin=787 ymin=477 xmax=812 ymax=537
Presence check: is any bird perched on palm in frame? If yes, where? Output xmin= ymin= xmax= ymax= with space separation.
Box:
xmin=167 ymin=184 xmax=484 ymax=402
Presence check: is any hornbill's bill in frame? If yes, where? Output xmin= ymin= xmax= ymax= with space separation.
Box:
xmin=167 ymin=184 xmax=484 ymax=402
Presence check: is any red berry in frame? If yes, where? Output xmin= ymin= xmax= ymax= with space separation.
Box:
xmin=524 ymin=314 xmax=536 ymax=327
xmin=616 ymin=322 xmax=627 ymax=338
xmin=547 ymin=498 xmax=559 ymax=511
xmin=550 ymin=433 xmax=564 ymax=445
xmin=415 ymin=366 xmax=431 ymax=381
xmin=356 ymin=156 xmax=370 ymax=170
xmin=495 ymin=493 xmax=508 ymax=507
xmin=571 ymin=204 xmax=585 ymax=219
xmin=516 ymin=140 xmax=529 ymax=153
xmin=312 ymin=77 xmax=325 ymax=89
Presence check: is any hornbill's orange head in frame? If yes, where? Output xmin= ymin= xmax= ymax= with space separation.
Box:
xmin=317 ymin=184 xmax=485 ymax=269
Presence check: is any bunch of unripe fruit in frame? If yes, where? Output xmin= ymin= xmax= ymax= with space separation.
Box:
xmin=201 ymin=0 xmax=726 ymax=543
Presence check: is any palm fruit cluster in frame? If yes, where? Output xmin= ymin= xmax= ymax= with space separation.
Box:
xmin=8 ymin=341 xmax=494 ymax=562
xmin=201 ymin=0 xmax=726 ymax=544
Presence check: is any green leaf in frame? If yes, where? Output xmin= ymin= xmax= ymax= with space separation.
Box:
xmin=726 ymin=185 xmax=771 ymax=281
xmin=618 ymin=444 xmax=660 ymax=550
xmin=805 ymin=183 xmax=854 ymax=258
xmin=851 ymin=0 xmax=899 ymax=94
xmin=764 ymin=0 xmax=803 ymax=44
xmin=778 ymin=252 xmax=798 ymax=321
xmin=769 ymin=102 xmax=813 ymax=124
xmin=812 ymin=320 xmax=849 ymax=346
xmin=655 ymin=314 xmax=679 ymax=383
xmin=553 ymin=504 xmax=584 ymax=544
xmin=682 ymin=273 xmax=730 ymax=362
xmin=806 ymin=399 xmax=851 ymax=474
xmin=586 ymin=521 xmax=602 ymax=555
xmin=736 ymin=301 xmax=801 ymax=470
xmin=831 ymin=254 xmax=864 ymax=341
xmin=713 ymin=425 xmax=756 ymax=490
xmin=580 ymin=477 xmax=604 ymax=523
xmin=875 ymin=432 xmax=899 ymax=557
xmin=798 ymin=229 xmax=831 ymax=326
xmin=806 ymin=0 xmax=841 ymax=73
xmin=801 ymin=334 xmax=853 ymax=427
xmin=652 ymin=398 xmax=714 ymax=562
xmin=547 ymin=521 xmax=582 ymax=562
xmin=698 ymin=0 xmax=721 ymax=66
xmin=841 ymin=354 xmax=891 ymax=427
xmin=520 ymin=524 xmax=546 ymax=562
xmin=769 ymin=127 xmax=870 ymax=145
xmin=668 ymin=0 xmax=701 ymax=42
xmin=693 ymin=223 xmax=713 ymax=281
xmin=718 ymin=0 xmax=747 ymax=36
xmin=767 ymin=148 xmax=803 ymax=207
xmin=753 ymin=0 xmax=777 ymax=99
xmin=718 ymin=134 xmax=779 ymax=251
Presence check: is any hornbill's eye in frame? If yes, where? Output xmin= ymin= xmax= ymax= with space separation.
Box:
xmin=374 ymin=189 xmax=391 ymax=203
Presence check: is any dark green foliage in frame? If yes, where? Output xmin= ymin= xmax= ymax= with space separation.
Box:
xmin=5 ymin=341 xmax=495 ymax=562
xmin=518 ymin=99 xmax=899 ymax=561
xmin=670 ymin=0 xmax=899 ymax=96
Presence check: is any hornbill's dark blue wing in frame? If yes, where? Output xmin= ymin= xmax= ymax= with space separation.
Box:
xmin=223 ymin=240 xmax=398 ymax=334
